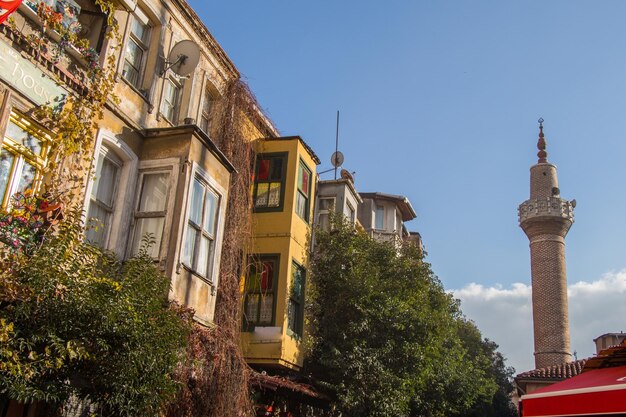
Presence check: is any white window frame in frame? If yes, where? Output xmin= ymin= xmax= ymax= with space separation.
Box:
xmin=121 ymin=7 xmax=151 ymax=90
xmin=346 ymin=201 xmax=356 ymax=224
xmin=85 ymin=147 xmax=121 ymax=247
xmin=375 ymin=205 xmax=385 ymax=230
xmin=128 ymin=158 xmax=179 ymax=260
xmin=316 ymin=196 xmax=335 ymax=231
xmin=160 ymin=77 xmax=181 ymax=124
xmin=199 ymin=82 xmax=214 ymax=133
xmin=179 ymin=162 xmax=228 ymax=287
xmin=84 ymin=130 xmax=138 ymax=257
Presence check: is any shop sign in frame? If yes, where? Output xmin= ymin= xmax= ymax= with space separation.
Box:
xmin=0 ymin=38 xmax=67 ymax=105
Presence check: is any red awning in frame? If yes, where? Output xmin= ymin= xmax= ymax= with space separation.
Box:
xmin=0 ymin=0 xmax=22 ymax=25
xmin=521 ymin=365 xmax=626 ymax=416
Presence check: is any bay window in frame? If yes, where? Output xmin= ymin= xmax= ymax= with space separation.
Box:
xmin=181 ymin=175 xmax=220 ymax=282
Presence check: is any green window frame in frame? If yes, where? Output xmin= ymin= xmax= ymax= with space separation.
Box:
xmin=243 ymin=254 xmax=279 ymax=330
xmin=253 ymin=153 xmax=287 ymax=212
xmin=295 ymin=159 xmax=312 ymax=222
xmin=287 ymin=260 xmax=305 ymax=338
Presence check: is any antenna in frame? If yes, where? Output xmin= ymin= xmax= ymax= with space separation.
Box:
xmin=334 ymin=110 xmax=339 ymax=179
xmin=161 ymin=40 xmax=201 ymax=77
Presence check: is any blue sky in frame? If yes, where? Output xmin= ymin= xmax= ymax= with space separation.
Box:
xmin=188 ymin=1 xmax=626 ymax=372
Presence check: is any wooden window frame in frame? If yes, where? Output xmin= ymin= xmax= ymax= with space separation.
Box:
xmin=129 ymin=168 xmax=172 ymax=259
xmin=122 ymin=8 xmax=151 ymax=89
xmin=243 ymin=254 xmax=280 ymax=331
xmin=295 ymin=158 xmax=312 ymax=223
xmin=252 ymin=152 xmax=288 ymax=213
xmin=160 ymin=77 xmax=180 ymax=124
xmin=287 ymin=260 xmax=306 ymax=339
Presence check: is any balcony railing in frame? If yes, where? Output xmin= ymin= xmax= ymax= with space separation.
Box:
xmin=369 ymin=230 xmax=403 ymax=246
xmin=518 ymin=197 xmax=575 ymax=224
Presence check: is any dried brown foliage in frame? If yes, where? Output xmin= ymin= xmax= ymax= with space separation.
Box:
xmin=166 ymin=79 xmax=266 ymax=417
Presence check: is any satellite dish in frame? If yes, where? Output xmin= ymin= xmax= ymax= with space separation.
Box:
xmin=340 ymin=169 xmax=354 ymax=183
xmin=162 ymin=40 xmax=200 ymax=77
xmin=330 ymin=151 xmax=344 ymax=167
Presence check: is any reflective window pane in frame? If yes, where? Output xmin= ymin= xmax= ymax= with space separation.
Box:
xmin=255 ymin=183 xmax=269 ymax=207
xmin=130 ymin=16 xmax=150 ymax=44
xmin=182 ymin=226 xmax=197 ymax=266
xmin=126 ymin=39 xmax=142 ymax=67
xmin=257 ymin=159 xmax=269 ymax=181
xmin=196 ymin=235 xmax=210 ymax=277
xmin=94 ymin=156 xmax=119 ymax=208
xmin=16 ymin=161 xmax=36 ymax=193
xmin=246 ymin=294 xmax=259 ymax=321
xmin=268 ymin=183 xmax=281 ymax=207
xmin=5 ymin=121 xmax=42 ymax=156
xmin=269 ymin=158 xmax=282 ymax=181
xmin=189 ymin=178 xmax=204 ymax=225
xmin=0 ymin=150 xmax=15 ymax=202
xmin=86 ymin=202 xmax=110 ymax=247
xmin=132 ymin=217 xmax=164 ymax=258
xmin=259 ymin=295 xmax=274 ymax=324
xmin=138 ymin=173 xmax=168 ymax=212
xmin=203 ymin=188 xmax=218 ymax=235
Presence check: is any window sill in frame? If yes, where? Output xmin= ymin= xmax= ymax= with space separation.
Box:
xmin=253 ymin=206 xmax=284 ymax=214
xmin=157 ymin=111 xmax=176 ymax=126
xmin=120 ymin=76 xmax=152 ymax=106
xmin=180 ymin=262 xmax=216 ymax=292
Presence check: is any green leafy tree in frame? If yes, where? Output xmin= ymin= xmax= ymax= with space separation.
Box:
xmin=0 ymin=206 xmax=191 ymax=416
xmin=455 ymin=320 xmax=518 ymax=417
xmin=306 ymin=218 xmax=498 ymax=417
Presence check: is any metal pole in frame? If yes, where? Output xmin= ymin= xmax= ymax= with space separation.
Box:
xmin=335 ymin=110 xmax=339 ymax=179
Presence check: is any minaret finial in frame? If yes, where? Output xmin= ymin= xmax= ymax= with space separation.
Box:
xmin=537 ymin=117 xmax=547 ymax=163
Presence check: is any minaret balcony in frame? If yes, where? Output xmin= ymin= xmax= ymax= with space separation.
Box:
xmin=518 ymin=197 xmax=575 ymax=224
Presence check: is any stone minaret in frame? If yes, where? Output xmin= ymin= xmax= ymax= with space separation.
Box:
xmin=518 ymin=119 xmax=575 ymax=369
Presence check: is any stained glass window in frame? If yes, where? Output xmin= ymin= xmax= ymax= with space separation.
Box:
xmin=244 ymin=256 xmax=278 ymax=328
xmin=253 ymin=154 xmax=286 ymax=210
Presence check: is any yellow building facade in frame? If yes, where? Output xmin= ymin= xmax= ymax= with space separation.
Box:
xmin=241 ymin=136 xmax=320 ymax=371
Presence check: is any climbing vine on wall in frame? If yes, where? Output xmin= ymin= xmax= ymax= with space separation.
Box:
xmin=165 ymin=79 xmax=263 ymax=417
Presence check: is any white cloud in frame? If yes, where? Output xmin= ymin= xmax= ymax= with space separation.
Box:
xmin=452 ymin=270 xmax=626 ymax=375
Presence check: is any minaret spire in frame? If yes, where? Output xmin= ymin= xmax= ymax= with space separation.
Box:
xmin=519 ymin=120 xmax=575 ymax=369
xmin=537 ymin=117 xmax=547 ymax=163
